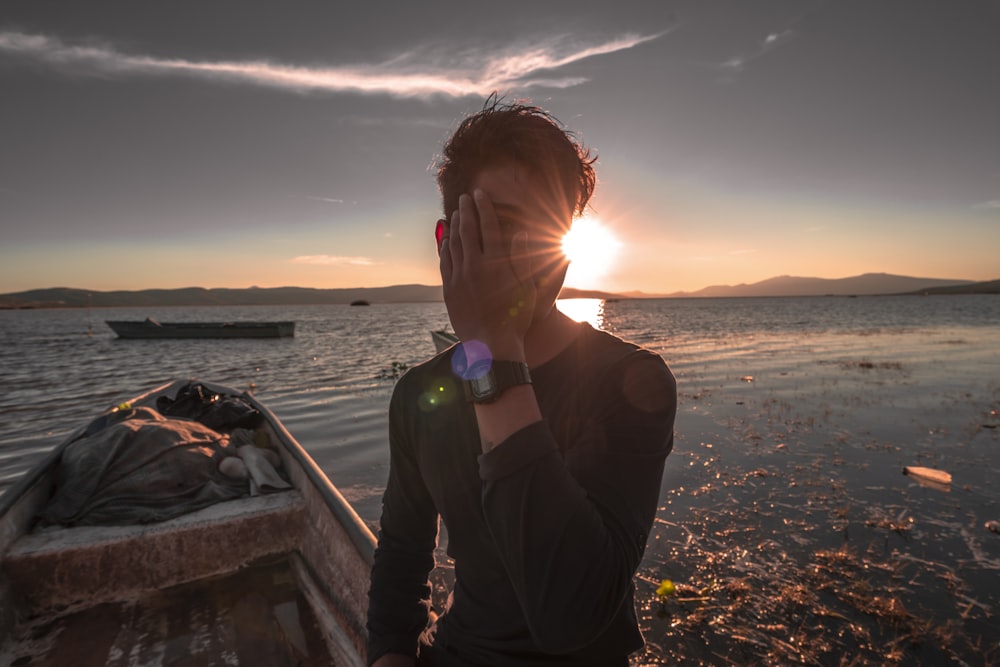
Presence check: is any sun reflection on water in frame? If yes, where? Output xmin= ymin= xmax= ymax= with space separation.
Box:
xmin=556 ymin=298 xmax=605 ymax=329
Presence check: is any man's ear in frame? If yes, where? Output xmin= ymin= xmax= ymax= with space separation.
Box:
xmin=434 ymin=219 xmax=447 ymax=255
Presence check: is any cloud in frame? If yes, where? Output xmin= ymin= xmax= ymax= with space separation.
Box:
xmin=728 ymin=248 xmax=757 ymax=255
xmin=763 ymin=30 xmax=794 ymax=50
xmin=300 ymin=196 xmax=346 ymax=204
xmin=291 ymin=255 xmax=377 ymax=266
xmin=719 ymin=56 xmax=746 ymax=73
xmin=0 ymin=29 xmax=664 ymax=98
xmin=717 ymin=28 xmax=796 ymax=77
xmin=973 ymin=200 xmax=1000 ymax=210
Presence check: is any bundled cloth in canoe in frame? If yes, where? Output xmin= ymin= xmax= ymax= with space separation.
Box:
xmin=38 ymin=383 xmax=290 ymax=527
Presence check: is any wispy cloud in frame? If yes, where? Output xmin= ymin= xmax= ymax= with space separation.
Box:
xmin=728 ymin=248 xmax=757 ymax=255
xmin=300 ymin=196 xmax=346 ymax=205
xmin=717 ymin=28 xmax=796 ymax=78
xmin=0 ymin=30 xmax=664 ymax=98
xmin=291 ymin=255 xmax=377 ymax=266
xmin=973 ymin=199 xmax=1000 ymax=210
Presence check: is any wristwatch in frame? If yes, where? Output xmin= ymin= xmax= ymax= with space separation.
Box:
xmin=463 ymin=361 xmax=532 ymax=404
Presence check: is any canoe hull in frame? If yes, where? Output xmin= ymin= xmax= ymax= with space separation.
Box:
xmin=431 ymin=329 xmax=458 ymax=354
xmin=106 ymin=321 xmax=296 ymax=339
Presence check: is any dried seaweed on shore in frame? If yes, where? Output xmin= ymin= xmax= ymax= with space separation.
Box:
xmin=635 ymin=511 xmax=995 ymax=666
xmin=631 ymin=424 xmax=999 ymax=667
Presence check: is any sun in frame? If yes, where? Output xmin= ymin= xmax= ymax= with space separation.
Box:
xmin=561 ymin=216 xmax=622 ymax=289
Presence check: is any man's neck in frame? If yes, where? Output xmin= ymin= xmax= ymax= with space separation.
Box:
xmin=523 ymin=308 xmax=582 ymax=368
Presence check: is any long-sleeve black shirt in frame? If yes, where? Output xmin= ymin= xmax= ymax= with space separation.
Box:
xmin=367 ymin=324 xmax=676 ymax=666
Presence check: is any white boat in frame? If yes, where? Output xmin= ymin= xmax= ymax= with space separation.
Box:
xmin=0 ymin=379 xmax=375 ymax=665
xmin=431 ymin=329 xmax=458 ymax=354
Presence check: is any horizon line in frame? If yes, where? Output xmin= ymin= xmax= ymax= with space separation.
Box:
xmin=1 ymin=272 xmax=992 ymax=301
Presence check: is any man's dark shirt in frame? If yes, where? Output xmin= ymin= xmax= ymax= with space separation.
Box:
xmin=367 ymin=323 xmax=676 ymax=666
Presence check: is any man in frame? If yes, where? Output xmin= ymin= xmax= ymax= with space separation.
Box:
xmin=366 ymin=98 xmax=676 ymax=666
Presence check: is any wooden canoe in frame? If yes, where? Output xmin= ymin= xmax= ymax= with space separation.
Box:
xmin=430 ymin=329 xmax=458 ymax=354
xmin=0 ymin=379 xmax=375 ymax=666
xmin=106 ymin=319 xmax=296 ymax=339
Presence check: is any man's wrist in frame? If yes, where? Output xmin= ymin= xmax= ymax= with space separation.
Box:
xmin=482 ymin=338 xmax=526 ymax=363
xmin=452 ymin=334 xmax=525 ymax=363
xmin=464 ymin=361 xmax=532 ymax=404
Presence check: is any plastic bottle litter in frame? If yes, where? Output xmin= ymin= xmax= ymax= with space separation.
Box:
xmin=902 ymin=466 xmax=952 ymax=488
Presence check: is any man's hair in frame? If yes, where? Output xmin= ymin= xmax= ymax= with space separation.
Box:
xmin=436 ymin=96 xmax=597 ymax=223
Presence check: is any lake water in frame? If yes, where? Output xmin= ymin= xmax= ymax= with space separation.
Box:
xmin=1 ymin=295 xmax=998 ymax=664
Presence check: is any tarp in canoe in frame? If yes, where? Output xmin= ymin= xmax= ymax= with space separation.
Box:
xmin=40 ymin=383 xmax=275 ymax=527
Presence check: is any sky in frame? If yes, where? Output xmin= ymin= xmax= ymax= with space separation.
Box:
xmin=1 ymin=0 xmax=998 ymax=295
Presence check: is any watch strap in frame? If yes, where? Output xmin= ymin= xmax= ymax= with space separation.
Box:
xmin=493 ymin=360 xmax=532 ymax=392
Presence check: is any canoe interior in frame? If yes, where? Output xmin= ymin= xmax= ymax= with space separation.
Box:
xmin=5 ymin=555 xmax=335 ymax=667
xmin=0 ymin=379 xmax=375 ymax=666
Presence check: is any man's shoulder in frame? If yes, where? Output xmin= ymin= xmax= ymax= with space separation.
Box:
xmin=389 ymin=347 xmax=465 ymax=412
xmin=576 ymin=324 xmax=664 ymax=368
xmin=396 ymin=347 xmax=455 ymax=386
xmin=573 ymin=326 xmax=675 ymax=396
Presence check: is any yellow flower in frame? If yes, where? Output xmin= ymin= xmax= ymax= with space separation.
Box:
xmin=656 ymin=579 xmax=676 ymax=599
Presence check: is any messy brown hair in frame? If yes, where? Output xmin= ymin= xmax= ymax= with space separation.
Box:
xmin=436 ymin=96 xmax=597 ymax=224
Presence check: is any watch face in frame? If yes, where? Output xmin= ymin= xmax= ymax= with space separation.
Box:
xmin=470 ymin=372 xmax=497 ymax=400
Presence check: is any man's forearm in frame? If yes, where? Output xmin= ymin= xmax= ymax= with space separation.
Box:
xmin=473 ymin=384 xmax=542 ymax=453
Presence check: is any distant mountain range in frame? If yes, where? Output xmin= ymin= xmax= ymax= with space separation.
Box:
xmin=0 ymin=284 xmax=444 ymax=309
xmin=0 ymin=274 xmax=996 ymax=309
xmin=662 ymin=273 xmax=992 ymax=298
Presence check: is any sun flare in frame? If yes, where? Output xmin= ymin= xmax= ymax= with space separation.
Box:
xmin=561 ymin=216 xmax=621 ymax=289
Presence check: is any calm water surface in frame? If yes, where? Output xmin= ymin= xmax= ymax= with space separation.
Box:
xmin=1 ymin=295 xmax=998 ymax=663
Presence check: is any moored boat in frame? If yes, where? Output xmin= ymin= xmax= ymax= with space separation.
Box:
xmin=430 ymin=329 xmax=458 ymax=354
xmin=0 ymin=379 xmax=374 ymax=665
xmin=106 ymin=318 xmax=296 ymax=339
